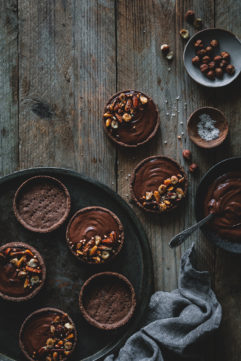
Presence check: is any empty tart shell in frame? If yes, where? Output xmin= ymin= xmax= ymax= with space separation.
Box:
xmin=79 ymin=272 xmax=136 ymax=330
xmin=131 ymin=155 xmax=188 ymax=214
xmin=13 ymin=175 xmax=71 ymax=233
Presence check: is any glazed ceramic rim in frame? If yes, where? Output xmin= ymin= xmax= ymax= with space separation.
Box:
xmin=187 ymin=106 xmax=228 ymax=148
xmin=13 ymin=175 xmax=71 ymax=233
xmin=0 ymin=242 xmax=46 ymax=302
xmin=102 ymin=89 xmax=160 ymax=148
xmin=19 ymin=307 xmax=77 ymax=361
xmin=66 ymin=206 xmax=124 ymax=265
xmin=130 ymin=155 xmax=188 ymax=214
xmin=183 ymin=28 xmax=241 ymax=88
xmin=79 ymin=272 xmax=136 ymax=330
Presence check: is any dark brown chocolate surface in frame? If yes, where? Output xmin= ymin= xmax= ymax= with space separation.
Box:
xmin=0 ymin=242 xmax=46 ymax=302
xmin=103 ymin=90 xmax=159 ymax=147
xmin=131 ymin=156 xmax=187 ymax=213
xmin=19 ymin=308 xmax=77 ymax=361
xmin=66 ymin=206 xmax=124 ymax=263
xmin=13 ymin=176 xmax=71 ymax=233
xmin=79 ymin=272 xmax=136 ymax=330
xmin=204 ymin=171 xmax=241 ymax=241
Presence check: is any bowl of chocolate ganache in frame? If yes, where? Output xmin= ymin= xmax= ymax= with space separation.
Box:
xmin=196 ymin=157 xmax=241 ymax=253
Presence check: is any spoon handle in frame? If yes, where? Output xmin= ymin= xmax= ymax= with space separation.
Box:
xmin=169 ymin=213 xmax=214 ymax=249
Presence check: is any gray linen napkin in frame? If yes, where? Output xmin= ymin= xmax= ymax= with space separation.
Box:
xmin=105 ymin=244 xmax=222 ymax=361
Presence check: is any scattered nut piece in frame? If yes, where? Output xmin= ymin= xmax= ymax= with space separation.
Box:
xmin=140 ymin=95 xmax=148 ymax=104
xmin=189 ymin=163 xmax=198 ymax=173
xmin=194 ymin=18 xmax=202 ymax=29
xmin=166 ymin=51 xmax=174 ymax=60
xmin=123 ymin=113 xmax=132 ymax=122
xmin=111 ymin=120 xmax=118 ymax=129
xmin=179 ymin=29 xmax=189 ymax=40
xmin=185 ymin=10 xmax=195 ymax=24
xmin=160 ymin=43 xmax=170 ymax=53
xmin=182 ymin=149 xmax=191 ymax=160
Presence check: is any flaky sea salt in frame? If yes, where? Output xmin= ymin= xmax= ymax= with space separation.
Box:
xmin=197 ymin=113 xmax=220 ymax=141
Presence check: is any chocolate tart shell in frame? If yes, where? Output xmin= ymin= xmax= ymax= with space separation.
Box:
xmin=0 ymin=242 xmax=46 ymax=302
xmin=19 ymin=307 xmax=77 ymax=361
xmin=66 ymin=206 xmax=124 ymax=265
xmin=79 ymin=272 xmax=136 ymax=330
xmin=130 ymin=155 xmax=188 ymax=214
xmin=13 ymin=175 xmax=71 ymax=233
xmin=103 ymin=89 xmax=160 ymax=148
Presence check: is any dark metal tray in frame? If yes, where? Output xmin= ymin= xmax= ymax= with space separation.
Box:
xmin=0 ymin=167 xmax=153 ymax=361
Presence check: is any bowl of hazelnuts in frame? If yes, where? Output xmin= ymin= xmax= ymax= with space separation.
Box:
xmin=183 ymin=28 xmax=241 ymax=87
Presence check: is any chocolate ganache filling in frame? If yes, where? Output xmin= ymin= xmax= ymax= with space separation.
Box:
xmin=104 ymin=91 xmax=158 ymax=146
xmin=204 ymin=172 xmax=241 ymax=241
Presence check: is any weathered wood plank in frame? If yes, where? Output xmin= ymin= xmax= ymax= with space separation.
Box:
xmin=0 ymin=0 xmax=19 ymax=176
xmin=18 ymin=0 xmax=116 ymax=187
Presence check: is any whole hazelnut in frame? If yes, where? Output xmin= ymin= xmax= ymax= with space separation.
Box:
xmin=192 ymin=56 xmax=200 ymax=65
xmin=219 ymin=59 xmax=228 ymax=69
xmin=220 ymin=51 xmax=230 ymax=61
xmin=185 ymin=10 xmax=195 ymax=24
xmin=210 ymin=39 xmax=219 ymax=48
xmin=189 ymin=163 xmax=198 ymax=173
xmin=196 ymin=49 xmax=206 ymax=57
xmin=179 ymin=29 xmax=190 ymax=40
xmin=208 ymin=61 xmax=215 ymax=70
xmin=200 ymin=64 xmax=209 ymax=73
xmin=161 ymin=44 xmax=170 ymax=54
xmin=202 ymin=55 xmax=211 ymax=64
xmin=206 ymin=70 xmax=215 ymax=80
xmin=226 ymin=64 xmax=235 ymax=75
xmin=213 ymin=55 xmax=222 ymax=64
xmin=182 ymin=149 xmax=192 ymax=160
xmin=194 ymin=39 xmax=203 ymax=49
xmin=205 ymin=46 xmax=213 ymax=55
xmin=215 ymin=67 xmax=223 ymax=78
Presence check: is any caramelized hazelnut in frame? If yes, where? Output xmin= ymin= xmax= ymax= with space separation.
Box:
xmin=220 ymin=51 xmax=230 ymax=61
xmin=192 ymin=56 xmax=200 ymax=65
xmin=210 ymin=39 xmax=219 ymax=48
xmin=189 ymin=163 xmax=198 ymax=173
xmin=202 ymin=55 xmax=211 ymax=64
xmin=200 ymin=64 xmax=209 ymax=73
xmin=208 ymin=61 xmax=215 ymax=70
xmin=219 ymin=59 xmax=228 ymax=69
xmin=215 ymin=68 xmax=223 ymax=78
xmin=213 ymin=55 xmax=222 ymax=64
xmin=226 ymin=64 xmax=235 ymax=75
xmin=196 ymin=49 xmax=206 ymax=57
xmin=160 ymin=44 xmax=169 ymax=54
xmin=205 ymin=46 xmax=213 ymax=55
xmin=182 ymin=149 xmax=191 ymax=160
xmin=206 ymin=70 xmax=215 ymax=80
xmin=185 ymin=10 xmax=195 ymax=23
xmin=194 ymin=39 xmax=203 ymax=49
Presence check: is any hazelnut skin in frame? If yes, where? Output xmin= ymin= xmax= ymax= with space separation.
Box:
xmin=208 ymin=61 xmax=216 ymax=70
xmin=213 ymin=55 xmax=222 ymax=64
xmin=206 ymin=70 xmax=215 ymax=80
xmin=185 ymin=10 xmax=195 ymax=24
xmin=226 ymin=64 xmax=235 ymax=75
xmin=189 ymin=163 xmax=198 ymax=173
xmin=210 ymin=39 xmax=219 ymax=48
xmin=219 ymin=59 xmax=228 ymax=69
xmin=215 ymin=68 xmax=223 ymax=78
xmin=194 ymin=39 xmax=203 ymax=49
xmin=202 ymin=55 xmax=211 ymax=64
xmin=220 ymin=51 xmax=230 ymax=61
xmin=182 ymin=149 xmax=192 ymax=160
xmin=196 ymin=49 xmax=206 ymax=57
xmin=200 ymin=64 xmax=209 ymax=73
xmin=205 ymin=46 xmax=213 ymax=55
xmin=192 ymin=56 xmax=200 ymax=65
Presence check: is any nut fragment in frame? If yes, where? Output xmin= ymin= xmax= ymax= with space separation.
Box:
xmin=171 ymin=175 xmax=178 ymax=184
xmin=64 ymin=341 xmax=73 ymax=351
xmin=185 ymin=10 xmax=195 ymax=24
xmin=189 ymin=163 xmax=198 ymax=173
xmin=95 ymin=235 xmax=101 ymax=245
xmin=166 ymin=51 xmax=174 ymax=60
xmin=111 ymin=120 xmax=118 ymax=129
xmin=140 ymin=95 xmax=148 ymax=104
xmin=65 ymin=322 xmax=74 ymax=330
xmin=179 ymin=29 xmax=189 ymax=39
xmin=123 ymin=113 xmax=132 ymax=122
xmin=158 ymin=184 xmax=167 ymax=194
xmin=145 ymin=191 xmax=153 ymax=200
xmin=194 ymin=17 xmax=202 ymax=29
xmin=46 ymin=338 xmax=55 ymax=349
xmin=30 ymin=275 xmax=40 ymax=286
xmin=182 ymin=149 xmax=191 ymax=160
xmin=160 ymin=43 xmax=169 ymax=53
xmin=101 ymin=251 xmax=110 ymax=260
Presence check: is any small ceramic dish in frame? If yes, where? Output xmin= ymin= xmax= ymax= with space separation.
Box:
xmin=187 ymin=106 xmax=228 ymax=148
xmin=184 ymin=28 xmax=241 ymax=87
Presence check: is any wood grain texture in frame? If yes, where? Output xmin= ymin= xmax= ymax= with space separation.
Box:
xmin=0 ymin=0 xmax=19 ymax=176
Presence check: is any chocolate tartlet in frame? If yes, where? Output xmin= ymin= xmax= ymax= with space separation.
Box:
xmin=79 ymin=272 xmax=136 ymax=330
xmin=0 ymin=242 xmax=46 ymax=302
xmin=103 ymin=90 xmax=159 ymax=147
xmin=66 ymin=206 xmax=124 ymax=264
xmin=19 ymin=307 xmax=77 ymax=361
xmin=204 ymin=171 xmax=241 ymax=241
xmin=13 ymin=176 xmax=71 ymax=233
xmin=131 ymin=156 xmax=188 ymax=213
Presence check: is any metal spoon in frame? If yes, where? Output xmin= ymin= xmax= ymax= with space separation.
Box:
xmin=169 ymin=213 xmax=215 ymax=248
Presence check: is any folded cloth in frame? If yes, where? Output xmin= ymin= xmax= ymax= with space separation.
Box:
xmin=105 ymin=244 xmax=222 ymax=361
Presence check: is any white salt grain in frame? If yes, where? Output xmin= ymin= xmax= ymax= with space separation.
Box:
xmin=197 ymin=113 xmax=220 ymax=141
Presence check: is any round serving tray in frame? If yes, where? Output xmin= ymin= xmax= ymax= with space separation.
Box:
xmin=0 ymin=167 xmax=153 ymax=361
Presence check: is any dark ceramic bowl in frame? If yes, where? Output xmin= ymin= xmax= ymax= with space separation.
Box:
xmin=195 ymin=157 xmax=241 ymax=253
xmin=79 ymin=272 xmax=136 ymax=330
xmin=187 ymin=107 xmax=228 ymax=148
xmin=184 ymin=28 xmax=241 ymax=87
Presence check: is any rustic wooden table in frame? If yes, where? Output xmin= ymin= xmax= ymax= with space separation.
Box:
xmin=0 ymin=1 xmax=240 ymax=360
